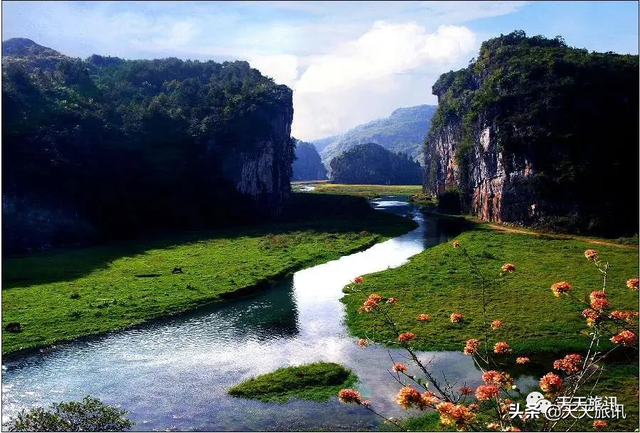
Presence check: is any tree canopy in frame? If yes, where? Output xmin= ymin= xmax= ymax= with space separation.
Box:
xmin=330 ymin=143 xmax=422 ymax=185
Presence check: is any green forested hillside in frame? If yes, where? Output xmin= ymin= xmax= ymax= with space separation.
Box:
xmin=3 ymin=39 xmax=294 ymax=252
xmin=330 ymin=143 xmax=422 ymax=185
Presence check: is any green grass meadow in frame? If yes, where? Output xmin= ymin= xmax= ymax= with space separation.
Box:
xmin=2 ymin=194 xmax=416 ymax=355
xmin=342 ymin=224 xmax=639 ymax=354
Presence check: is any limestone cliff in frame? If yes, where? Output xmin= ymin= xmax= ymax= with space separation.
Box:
xmin=218 ymin=89 xmax=294 ymax=215
xmin=424 ymin=31 xmax=638 ymax=235
xmin=426 ymin=115 xmax=536 ymax=224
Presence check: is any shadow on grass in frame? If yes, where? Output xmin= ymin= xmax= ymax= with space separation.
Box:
xmin=3 ymin=193 xmax=416 ymax=289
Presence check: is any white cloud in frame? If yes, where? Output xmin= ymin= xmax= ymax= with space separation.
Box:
xmin=152 ymin=21 xmax=200 ymax=49
xmin=248 ymin=55 xmax=299 ymax=87
xmin=416 ymin=1 xmax=529 ymax=24
xmin=291 ymin=23 xmax=476 ymax=140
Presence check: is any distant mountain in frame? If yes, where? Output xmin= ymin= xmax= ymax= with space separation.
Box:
xmin=292 ymin=140 xmax=328 ymax=181
xmin=3 ymin=38 xmax=61 ymax=56
xmin=314 ymin=104 xmax=437 ymax=165
xmin=311 ymin=135 xmax=339 ymax=154
xmin=2 ymin=38 xmax=70 ymax=72
xmin=330 ymin=143 xmax=422 ymax=185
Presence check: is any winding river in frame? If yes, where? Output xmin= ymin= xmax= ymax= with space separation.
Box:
xmin=2 ymin=197 xmax=537 ymax=431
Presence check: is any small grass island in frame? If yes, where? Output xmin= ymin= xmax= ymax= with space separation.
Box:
xmin=228 ymin=362 xmax=357 ymax=403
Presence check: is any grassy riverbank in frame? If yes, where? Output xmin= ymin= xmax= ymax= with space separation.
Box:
xmin=311 ymin=184 xmax=422 ymax=199
xmin=2 ymin=194 xmax=416 ymax=355
xmin=228 ymin=362 xmax=356 ymax=403
xmin=342 ymin=223 xmax=639 ymax=354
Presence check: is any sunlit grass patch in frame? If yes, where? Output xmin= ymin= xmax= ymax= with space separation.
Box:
xmin=228 ymin=362 xmax=357 ymax=403
xmin=312 ymin=183 xmax=423 ymax=199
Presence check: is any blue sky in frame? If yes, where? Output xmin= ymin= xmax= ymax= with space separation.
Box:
xmin=3 ymin=1 xmax=638 ymax=140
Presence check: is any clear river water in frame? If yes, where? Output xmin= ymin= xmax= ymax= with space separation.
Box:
xmin=2 ymin=197 xmax=537 ymax=431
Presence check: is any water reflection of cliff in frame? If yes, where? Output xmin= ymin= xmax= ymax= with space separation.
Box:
xmin=213 ymin=275 xmax=300 ymax=341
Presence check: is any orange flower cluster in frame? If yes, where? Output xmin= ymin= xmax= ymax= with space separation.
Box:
xmin=610 ymin=310 xmax=639 ymax=323
xmin=582 ymin=308 xmax=603 ymax=327
xmin=610 ymin=330 xmax=637 ymax=347
xmin=486 ymin=423 xmax=500 ymax=431
xmin=386 ymin=297 xmax=398 ymax=304
xmin=482 ymin=370 xmax=513 ymax=388
xmin=516 ymin=357 xmax=530 ymax=364
xmin=354 ymin=276 xmax=364 ymax=284
xmin=539 ymin=372 xmax=564 ymax=394
xmin=494 ymin=341 xmax=512 ymax=354
xmin=357 ymin=338 xmax=369 ymax=348
xmin=450 ymin=313 xmax=464 ymax=323
xmin=463 ymin=339 xmax=480 ymax=356
xmin=551 ymin=281 xmax=572 ymax=297
xmin=436 ymin=402 xmax=476 ymax=430
xmin=627 ymin=278 xmax=639 ymax=291
xmin=482 ymin=370 xmax=503 ymax=385
xmin=416 ymin=313 xmax=431 ymax=322
xmin=338 ymin=388 xmax=362 ymax=404
xmin=396 ymin=386 xmax=426 ymax=410
xmin=398 ymin=332 xmax=416 ymax=343
xmin=499 ymin=399 xmax=515 ymax=415
xmin=453 ymin=241 xmax=460 ymax=248
xmin=459 ymin=386 xmax=474 ymax=395
xmin=491 ymin=320 xmax=504 ymax=330
xmin=553 ymin=354 xmax=583 ymax=374
xmin=593 ymin=420 xmax=608 ymax=430
xmin=422 ymin=391 xmax=440 ymax=406
xmin=501 ymin=263 xmax=516 ymax=273
xmin=475 ymin=384 xmax=500 ymax=401
xmin=358 ymin=293 xmax=383 ymax=313
xmin=584 ymin=249 xmax=598 ymax=261
xmin=589 ymin=291 xmax=610 ymax=310
xmin=392 ymin=363 xmax=408 ymax=373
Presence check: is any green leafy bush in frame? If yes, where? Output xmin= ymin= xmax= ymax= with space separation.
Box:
xmin=437 ymin=187 xmax=462 ymax=214
xmin=4 ymin=396 xmax=134 ymax=432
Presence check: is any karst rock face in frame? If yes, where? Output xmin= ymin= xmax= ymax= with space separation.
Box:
xmin=427 ymin=117 xmax=537 ymax=224
xmin=424 ymin=31 xmax=638 ymax=235
xmin=231 ymin=93 xmax=294 ymax=215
